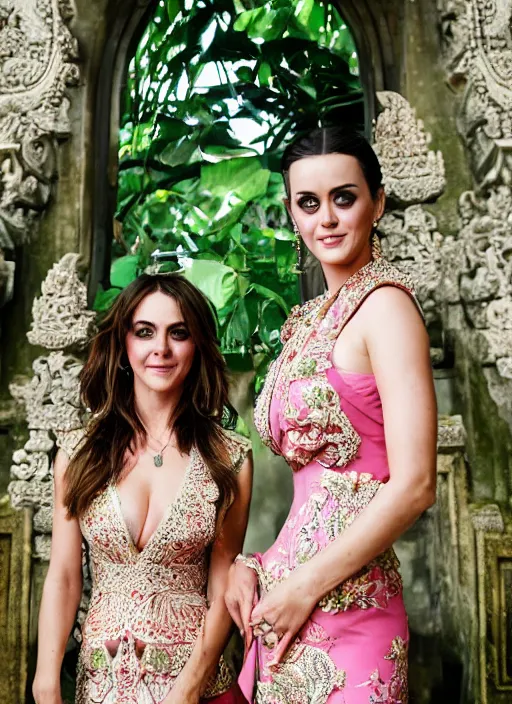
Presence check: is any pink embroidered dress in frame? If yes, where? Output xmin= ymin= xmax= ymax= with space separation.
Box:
xmin=239 ymin=258 xmax=417 ymax=704
xmin=65 ymin=428 xmax=250 ymax=704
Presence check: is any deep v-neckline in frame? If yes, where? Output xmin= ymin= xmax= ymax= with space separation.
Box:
xmin=109 ymin=447 xmax=196 ymax=556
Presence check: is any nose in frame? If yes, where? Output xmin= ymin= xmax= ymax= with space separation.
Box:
xmin=154 ymin=331 xmax=171 ymax=356
xmin=319 ymin=200 xmax=338 ymax=229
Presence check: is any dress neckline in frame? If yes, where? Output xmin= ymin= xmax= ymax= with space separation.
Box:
xmin=109 ymin=447 xmax=196 ymax=556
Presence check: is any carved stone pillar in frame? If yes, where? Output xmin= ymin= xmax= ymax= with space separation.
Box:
xmin=0 ymin=0 xmax=80 ymax=313
xmin=435 ymin=1 xmax=512 ymax=700
xmin=8 ymin=254 xmax=95 ymax=560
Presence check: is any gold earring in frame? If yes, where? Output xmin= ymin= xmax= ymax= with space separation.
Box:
xmin=292 ymin=224 xmax=304 ymax=275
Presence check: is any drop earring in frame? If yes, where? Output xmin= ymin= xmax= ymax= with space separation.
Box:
xmin=371 ymin=220 xmax=382 ymax=259
xmin=292 ymin=224 xmax=304 ymax=275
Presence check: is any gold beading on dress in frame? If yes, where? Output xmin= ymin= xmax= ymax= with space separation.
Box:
xmin=70 ymin=429 xmax=250 ymax=704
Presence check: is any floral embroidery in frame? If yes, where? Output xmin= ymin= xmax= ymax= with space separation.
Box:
xmin=246 ymin=469 xmax=402 ymax=614
xmin=358 ymin=636 xmax=409 ymax=703
xmin=254 ymin=258 xmax=415 ymax=472
xmin=75 ymin=429 xmax=250 ymax=704
xmin=282 ymin=377 xmax=361 ymax=470
xmin=255 ymin=621 xmax=346 ymax=704
xmin=254 ymin=291 xmax=330 ymax=460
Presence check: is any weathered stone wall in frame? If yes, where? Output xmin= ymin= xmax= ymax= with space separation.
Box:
xmin=2 ymin=0 xmax=512 ymax=703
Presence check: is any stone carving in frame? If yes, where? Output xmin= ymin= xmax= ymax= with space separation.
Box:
xmin=447 ymin=186 xmax=512 ymax=374
xmin=438 ymin=0 xmax=512 ymax=184
xmin=437 ymin=414 xmax=466 ymax=450
xmin=379 ymin=205 xmax=444 ymax=326
xmin=437 ymin=0 xmax=512 ymax=450
xmin=471 ymin=503 xmax=506 ymax=534
xmin=0 ymin=0 xmax=79 ymax=307
xmin=373 ymin=91 xmax=446 ymax=206
xmin=8 ymin=254 xmax=90 ymax=559
xmin=27 ymin=253 xmax=96 ymax=349
xmin=10 ymin=351 xmax=84 ymax=435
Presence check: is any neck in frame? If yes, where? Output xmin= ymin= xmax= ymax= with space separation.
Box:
xmin=323 ymin=248 xmax=373 ymax=297
xmin=133 ymin=380 xmax=182 ymax=440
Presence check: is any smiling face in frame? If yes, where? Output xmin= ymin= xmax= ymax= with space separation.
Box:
xmin=287 ymin=152 xmax=385 ymax=280
xmin=125 ymin=290 xmax=196 ymax=399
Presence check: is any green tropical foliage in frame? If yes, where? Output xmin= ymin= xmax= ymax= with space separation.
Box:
xmin=99 ymin=0 xmax=363 ymax=390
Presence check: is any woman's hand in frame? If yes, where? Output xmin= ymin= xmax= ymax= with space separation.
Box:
xmin=224 ymin=560 xmax=258 ymax=653
xmin=250 ymin=567 xmax=318 ymax=667
xmin=32 ymin=677 xmax=63 ymax=704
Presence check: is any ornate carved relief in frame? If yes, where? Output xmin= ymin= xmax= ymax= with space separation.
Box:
xmin=379 ymin=205 xmax=444 ymax=326
xmin=8 ymin=253 xmax=89 ymax=559
xmin=373 ymin=91 xmax=446 ymax=206
xmin=372 ymin=92 xmax=447 ymax=357
xmin=27 ymin=253 xmax=96 ymax=349
xmin=0 ymin=0 xmax=79 ymax=307
xmin=451 ymin=186 xmax=512 ymax=377
xmin=437 ymin=0 xmax=512 ymax=431
xmin=438 ymin=0 xmax=512 ymax=184
xmin=436 ymin=6 xmax=512 ymax=697
xmin=471 ymin=504 xmax=512 ymax=702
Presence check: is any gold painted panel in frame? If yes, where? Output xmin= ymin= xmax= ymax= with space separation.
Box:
xmin=477 ymin=530 xmax=512 ymax=703
xmin=0 ymin=496 xmax=32 ymax=704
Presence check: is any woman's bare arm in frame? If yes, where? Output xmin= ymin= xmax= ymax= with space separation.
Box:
xmin=302 ymin=286 xmax=437 ymax=593
xmin=163 ymin=453 xmax=253 ymax=702
xmin=33 ymin=449 xmax=84 ymax=704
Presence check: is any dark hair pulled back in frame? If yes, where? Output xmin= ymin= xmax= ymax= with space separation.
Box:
xmin=281 ymin=126 xmax=383 ymax=199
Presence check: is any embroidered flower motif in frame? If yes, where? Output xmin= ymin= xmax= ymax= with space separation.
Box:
xmin=256 ymin=640 xmax=346 ymax=704
xmin=255 ymin=258 xmax=415 ymax=472
xmin=281 ymin=378 xmax=361 ymax=470
xmin=357 ymin=636 xmax=409 ymax=703
xmin=74 ymin=429 xmax=249 ymax=703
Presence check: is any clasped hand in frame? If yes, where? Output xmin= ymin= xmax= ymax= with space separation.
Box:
xmin=225 ymin=562 xmax=318 ymax=666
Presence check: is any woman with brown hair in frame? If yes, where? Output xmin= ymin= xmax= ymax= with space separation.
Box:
xmin=32 ymin=273 xmax=252 ymax=704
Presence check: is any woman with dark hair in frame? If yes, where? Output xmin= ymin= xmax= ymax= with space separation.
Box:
xmin=225 ymin=127 xmax=437 ymax=703
xmin=33 ymin=274 xmax=252 ymax=704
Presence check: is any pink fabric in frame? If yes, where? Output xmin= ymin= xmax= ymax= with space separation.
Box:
xmin=239 ymin=369 xmax=409 ymax=703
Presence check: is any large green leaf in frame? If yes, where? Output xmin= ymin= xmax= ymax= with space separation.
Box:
xmin=200 ymin=157 xmax=270 ymax=202
xmin=259 ymin=298 xmax=286 ymax=349
xmin=181 ymin=258 xmax=238 ymax=311
xmin=111 ymin=255 xmax=139 ymax=288
xmin=247 ymin=283 xmax=289 ymax=313
xmin=159 ymin=138 xmax=198 ymax=167
xmin=93 ymin=285 xmax=122 ymax=313
xmin=224 ymin=297 xmax=251 ymax=351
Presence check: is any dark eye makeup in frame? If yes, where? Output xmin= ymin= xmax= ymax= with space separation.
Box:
xmin=132 ymin=323 xmax=190 ymax=340
xmin=296 ymin=189 xmax=356 ymax=211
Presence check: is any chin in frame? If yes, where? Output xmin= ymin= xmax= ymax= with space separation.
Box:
xmin=315 ymin=251 xmax=351 ymax=267
xmin=136 ymin=373 xmax=177 ymax=394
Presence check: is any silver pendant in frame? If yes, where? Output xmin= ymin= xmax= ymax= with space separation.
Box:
xmin=153 ymin=454 xmax=163 ymax=467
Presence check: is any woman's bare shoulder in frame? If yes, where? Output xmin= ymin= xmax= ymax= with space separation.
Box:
xmin=359 ymin=285 xmax=424 ymax=330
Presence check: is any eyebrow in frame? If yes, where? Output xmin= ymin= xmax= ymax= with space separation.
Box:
xmin=295 ymin=183 xmax=359 ymax=196
xmin=132 ymin=320 xmax=187 ymax=328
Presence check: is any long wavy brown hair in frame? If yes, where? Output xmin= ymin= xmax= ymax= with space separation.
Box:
xmin=64 ymin=273 xmax=237 ymax=517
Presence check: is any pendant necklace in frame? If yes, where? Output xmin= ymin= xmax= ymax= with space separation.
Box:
xmin=153 ymin=439 xmax=171 ymax=467
xmin=146 ymin=431 xmax=173 ymax=467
